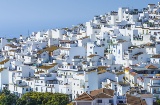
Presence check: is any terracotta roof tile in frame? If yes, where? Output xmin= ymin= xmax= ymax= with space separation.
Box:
xmin=0 ymin=59 xmax=9 ymax=65
xmin=88 ymin=54 xmax=98 ymax=58
xmin=75 ymin=92 xmax=94 ymax=101
xmin=38 ymin=63 xmax=57 ymax=70
xmin=0 ymin=68 xmax=5 ymax=72
xmin=93 ymin=92 xmax=113 ymax=98
xmin=79 ymin=36 xmax=89 ymax=40
xmin=145 ymin=64 xmax=158 ymax=69
xmin=37 ymin=46 xmax=58 ymax=54
xmin=151 ymin=54 xmax=160 ymax=58
xmin=90 ymin=88 xmax=114 ymax=97
xmin=75 ymin=88 xmax=114 ymax=101
xmin=126 ymin=94 xmax=147 ymax=105
xmin=5 ymin=44 xmax=17 ymax=48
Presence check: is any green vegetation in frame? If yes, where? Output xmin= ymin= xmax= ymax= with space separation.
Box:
xmin=7 ymin=38 xmax=17 ymax=42
xmin=0 ymin=90 xmax=69 ymax=105
xmin=0 ymin=89 xmax=18 ymax=105
xmin=157 ymin=99 xmax=160 ymax=105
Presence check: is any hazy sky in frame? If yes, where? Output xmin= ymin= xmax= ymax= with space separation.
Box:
xmin=0 ymin=0 xmax=159 ymax=38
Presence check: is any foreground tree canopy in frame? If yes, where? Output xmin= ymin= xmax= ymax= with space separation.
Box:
xmin=0 ymin=89 xmax=18 ymax=105
xmin=0 ymin=90 xmax=69 ymax=105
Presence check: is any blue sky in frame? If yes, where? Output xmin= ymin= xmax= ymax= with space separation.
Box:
xmin=0 ymin=0 xmax=159 ymax=38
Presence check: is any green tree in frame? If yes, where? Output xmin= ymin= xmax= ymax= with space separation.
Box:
xmin=157 ymin=99 xmax=160 ymax=105
xmin=17 ymin=92 xmax=69 ymax=105
xmin=0 ymin=89 xmax=18 ymax=105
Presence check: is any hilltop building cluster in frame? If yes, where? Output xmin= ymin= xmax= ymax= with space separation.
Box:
xmin=1 ymin=2 xmax=160 ymax=105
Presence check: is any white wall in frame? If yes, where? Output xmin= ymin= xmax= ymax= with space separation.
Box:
xmin=0 ymin=68 xmax=9 ymax=91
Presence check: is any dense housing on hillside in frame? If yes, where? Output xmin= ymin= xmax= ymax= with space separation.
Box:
xmin=1 ymin=2 xmax=160 ymax=105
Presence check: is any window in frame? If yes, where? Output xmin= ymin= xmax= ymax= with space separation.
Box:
xmin=113 ymin=56 xmax=116 ymax=60
xmin=118 ymin=50 xmax=120 ymax=54
xmin=119 ymin=100 xmax=123 ymax=103
xmin=109 ymin=99 xmax=113 ymax=103
xmin=36 ymin=87 xmax=38 ymax=91
xmin=97 ymin=100 xmax=102 ymax=103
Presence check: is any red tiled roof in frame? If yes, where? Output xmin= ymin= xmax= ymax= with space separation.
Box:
xmin=75 ymin=88 xmax=114 ymax=101
xmin=93 ymin=92 xmax=113 ymax=98
xmin=75 ymin=92 xmax=94 ymax=101
xmin=126 ymin=94 xmax=147 ymax=105
xmin=90 ymin=88 xmax=114 ymax=97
